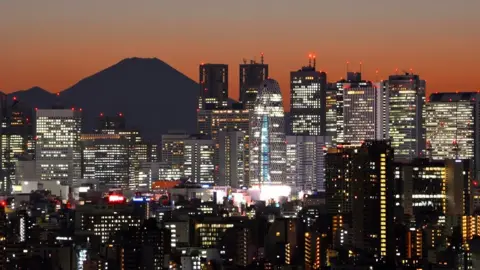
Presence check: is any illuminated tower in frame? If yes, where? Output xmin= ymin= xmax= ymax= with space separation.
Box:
xmin=325 ymin=141 xmax=395 ymax=265
xmin=388 ymin=72 xmax=425 ymax=161
xmin=239 ymin=53 xmax=268 ymax=109
xmin=0 ymin=96 xmax=34 ymax=193
xmin=199 ymin=63 xmax=228 ymax=109
xmin=36 ymin=108 xmax=82 ymax=186
xmin=249 ymin=79 xmax=286 ymax=186
xmin=425 ymin=92 xmax=480 ymax=179
xmin=342 ymin=81 xmax=387 ymax=145
xmin=290 ymin=54 xmax=327 ymax=135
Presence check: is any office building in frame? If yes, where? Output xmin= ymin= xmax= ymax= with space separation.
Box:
xmin=286 ymin=135 xmax=331 ymax=192
xmin=325 ymin=141 xmax=396 ymax=265
xmin=197 ymin=105 xmax=250 ymax=140
xmin=425 ymin=92 xmax=480 ymax=179
xmin=199 ymin=63 xmax=228 ymax=109
xmin=239 ymin=54 xmax=269 ymax=109
xmin=0 ymin=97 xmax=34 ymax=192
xmin=388 ymin=73 xmax=425 ymax=161
xmin=218 ymin=130 xmax=246 ymax=188
xmin=197 ymin=106 xmax=250 ymax=185
xmin=184 ymin=136 xmax=215 ymax=185
xmin=335 ymin=72 xmax=363 ymax=144
xmin=80 ymin=133 xmax=130 ymax=189
xmin=35 ymin=108 xmax=82 ymax=186
xmin=325 ymin=84 xmax=337 ymax=137
xmin=249 ymin=79 xmax=286 ymax=186
xmin=343 ymin=81 xmax=386 ymax=144
xmin=290 ymin=55 xmax=327 ymax=135
xmin=96 ymin=112 xmax=126 ymax=133
xmin=161 ymin=132 xmax=189 ymax=176
xmin=394 ymin=159 xmax=446 ymax=218
xmin=75 ymin=203 xmax=143 ymax=243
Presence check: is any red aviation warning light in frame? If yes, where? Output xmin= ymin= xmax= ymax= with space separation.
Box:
xmin=13 ymin=96 xmax=17 ymax=101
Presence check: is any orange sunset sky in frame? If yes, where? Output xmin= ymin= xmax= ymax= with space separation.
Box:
xmin=1 ymin=0 xmax=479 ymax=108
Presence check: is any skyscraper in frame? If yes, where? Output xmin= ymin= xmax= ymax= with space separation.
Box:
xmin=0 ymin=96 xmax=34 ymax=192
xmin=325 ymin=84 xmax=337 ymax=137
xmin=199 ymin=63 xmax=228 ymax=109
xmin=184 ymin=135 xmax=215 ymax=185
xmin=239 ymin=54 xmax=268 ymax=109
xmin=290 ymin=55 xmax=327 ymax=135
xmin=218 ymin=130 xmax=246 ymax=188
xmin=36 ymin=108 xmax=82 ymax=186
xmin=325 ymin=141 xmax=396 ymax=265
xmin=343 ymin=81 xmax=387 ymax=144
xmin=286 ymin=135 xmax=331 ymax=192
xmin=425 ymin=92 xmax=480 ymax=179
xmin=80 ymin=133 xmax=129 ymax=189
xmin=334 ymin=71 xmax=363 ymax=144
xmin=388 ymin=73 xmax=425 ymax=161
xmin=249 ymin=79 xmax=286 ymax=186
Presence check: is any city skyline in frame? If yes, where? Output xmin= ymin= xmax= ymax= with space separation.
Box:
xmin=1 ymin=0 xmax=479 ymax=110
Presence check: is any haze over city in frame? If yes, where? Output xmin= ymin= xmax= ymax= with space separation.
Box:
xmin=1 ymin=0 xmax=480 ymax=108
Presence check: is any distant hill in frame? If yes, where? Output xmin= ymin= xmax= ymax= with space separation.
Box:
xmin=7 ymin=58 xmax=200 ymax=142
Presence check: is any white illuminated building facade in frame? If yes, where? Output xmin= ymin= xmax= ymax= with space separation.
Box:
xmin=286 ymin=135 xmax=331 ymax=192
xmin=343 ymin=81 xmax=387 ymax=145
xmin=184 ymin=136 xmax=215 ymax=186
xmin=36 ymin=109 xmax=82 ymax=186
xmin=425 ymin=92 xmax=480 ymax=179
xmin=249 ymin=78 xmax=286 ymax=186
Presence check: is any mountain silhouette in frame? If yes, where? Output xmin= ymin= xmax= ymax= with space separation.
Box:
xmin=7 ymin=58 xmax=200 ymax=142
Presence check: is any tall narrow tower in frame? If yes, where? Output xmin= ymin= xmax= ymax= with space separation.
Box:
xmin=239 ymin=53 xmax=269 ymax=109
xmin=249 ymin=79 xmax=286 ymax=186
xmin=199 ymin=64 xmax=228 ymax=109
xmin=289 ymin=54 xmax=327 ymax=135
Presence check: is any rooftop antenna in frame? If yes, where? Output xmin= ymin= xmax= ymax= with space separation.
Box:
xmin=313 ymin=54 xmax=316 ymax=70
xmin=261 ymin=52 xmax=264 ymax=64
xmin=243 ymin=58 xmax=247 ymax=64
xmin=308 ymin=54 xmax=312 ymax=67
xmin=359 ymin=61 xmax=363 ymax=74
xmin=395 ymin=68 xmax=399 ymax=75
xmin=346 ymin=61 xmax=350 ymax=74
xmin=375 ymin=69 xmax=379 ymax=81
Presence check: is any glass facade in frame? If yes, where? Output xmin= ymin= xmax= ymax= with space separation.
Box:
xmin=425 ymin=92 xmax=479 ymax=179
xmin=36 ymin=109 xmax=82 ymax=186
xmin=388 ymin=73 xmax=425 ymax=161
xmin=250 ymin=79 xmax=286 ymax=186
xmin=343 ymin=82 xmax=385 ymax=145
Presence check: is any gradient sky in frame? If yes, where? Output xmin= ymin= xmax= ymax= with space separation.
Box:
xmin=1 ymin=0 xmax=479 ymax=108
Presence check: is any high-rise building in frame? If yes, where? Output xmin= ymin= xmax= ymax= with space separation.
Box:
xmin=425 ymin=92 xmax=480 ymax=179
xmin=394 ymin=158 xmax=447 ymax=219
xmin=197 ymin=105 xmax=250 ymax=185
xmin=0 ymin=97 xmax=34 ymax=192
xmin=325 ymin=84 xmax=337 ymax=137
xmin=325 ymin=141 xmax=396 ymax=265
xmin=334 ymin=72 xmax=362 ymax=144
xmin=161 ymin=133 xmax=189 ymax=178
xmin=80 ymin=134 xmax=130 ymax=189
xmin=197 ymin=105 xmax=250 ymax=140
xmin=388 ymin=73 xmax=425 ymax=161
xmin=199 ymin=63 xmax=228 ymax=109
xmin=290 ymin=55 xmax=327 ymax=135
xmin=184 ymin=136 xmax=215 ymax=185
xmin=286 ymin=135 xmax=331 ymax=192
xmin=36 ymin=108 xmax=82 ymax=186
xmin=249 ymin=79 xmax=286 ymax=186
xmin=239 ymin=54 xmax=268 ymax=109
xmin=218 ymin=130 xmax=246 ymax=188
xmin=343 ymin=81 xmax=387 ymax=144
xmin=96 ymin=112 xmax=126 ymax=133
